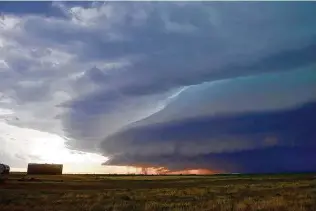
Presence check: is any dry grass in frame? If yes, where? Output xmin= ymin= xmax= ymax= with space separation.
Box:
xmin=0 ymin=173 xmax=315 ymax=211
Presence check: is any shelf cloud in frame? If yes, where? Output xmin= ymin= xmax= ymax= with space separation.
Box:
xmin=0 ymin=2 xmax=315 ymax=173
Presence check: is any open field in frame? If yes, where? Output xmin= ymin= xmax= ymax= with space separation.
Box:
xmin=1 ymin=173 xmax=315 ymax=211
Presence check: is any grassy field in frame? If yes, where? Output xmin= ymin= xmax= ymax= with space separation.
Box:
xmin=0 ymin=173 xmax=315 ymax=211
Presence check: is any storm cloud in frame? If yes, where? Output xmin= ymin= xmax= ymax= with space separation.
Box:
xmin=0 ymin=2 xmax=316 ymax=172
xmin=103 ymin=101 xmax=316 ymax=173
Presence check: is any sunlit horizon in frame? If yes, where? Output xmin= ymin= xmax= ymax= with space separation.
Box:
xmin=11 ymin=167 xmax=220 ymax=175
xmin=1 ymin=117 xmax=219 ymax=175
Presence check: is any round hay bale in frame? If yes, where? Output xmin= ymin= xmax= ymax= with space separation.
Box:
xmin=0 ymin=164 xmax=5 ymax=175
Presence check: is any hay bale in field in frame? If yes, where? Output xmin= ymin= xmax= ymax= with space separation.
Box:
xmin=27 ymin=163 xmax=63 ymax=175
xmin=0 ymin=164 xmax=4 ymax=175
xmin=0 ymin=163 xmax=10 ymax=175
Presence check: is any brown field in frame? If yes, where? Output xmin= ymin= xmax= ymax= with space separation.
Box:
xmin=0 ymin=173 xmax=315 ymax=211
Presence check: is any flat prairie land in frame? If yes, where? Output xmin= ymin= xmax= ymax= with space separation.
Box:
xmin=0 ymin=173 xmax=315 ymax=211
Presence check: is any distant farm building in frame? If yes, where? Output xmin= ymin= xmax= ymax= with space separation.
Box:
xmin=27 ymin=163 xmax=63 ymax=175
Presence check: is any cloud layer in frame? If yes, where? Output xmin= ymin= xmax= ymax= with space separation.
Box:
xmin=102 ymin=81 xmax=316 ymax=173
xmin=0 ymin=2 xmax=316 ymax=172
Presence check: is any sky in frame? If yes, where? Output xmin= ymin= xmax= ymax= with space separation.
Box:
xmin=0 ymin=2 xmax=316 ymax=174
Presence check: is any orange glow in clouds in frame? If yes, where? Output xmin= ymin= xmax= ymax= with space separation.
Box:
xmin=114 ymin=165 xmax=221 ymax=175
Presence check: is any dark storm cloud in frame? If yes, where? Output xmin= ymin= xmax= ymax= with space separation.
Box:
xmin=0 ymin=2 xmax=94 ymax=18
xmin=103 ymin=102 xmax=316 ymax=173
xmin=4 ymin=2 xmax=316 ymax=101
xmin=75 ymin=42 xmax=316 ymax=100
xmin=62 ymin=2 xmax=316 ymax=116
xmin=1 ymin=1 xmax=316 ymax=171
xmin=14 ymin=2 xmax=316 ymax=95
xmin=0 ymin=2 xmax=65 ymax=17
xmin=62 ymin=1 xmax=316 ymax=149
xmin=105 ymin=147 xmax=316 ymax=173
